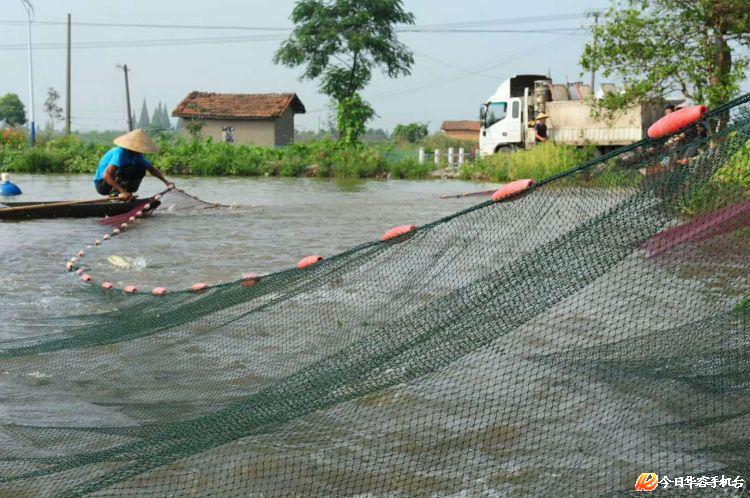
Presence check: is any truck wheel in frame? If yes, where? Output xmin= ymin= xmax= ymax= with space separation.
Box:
xmin=494 ymin=145 xmax=517 ymax=154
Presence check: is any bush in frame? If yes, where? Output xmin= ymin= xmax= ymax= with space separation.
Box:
xmin=387 ymin=157 xmax=433 ymax=179
xmin=463 ymin=143 xmax=596 ymax=182
xmin=1 ymin=128 xmax=27 ymax=150
xmin=10 ymin=148 xmax=66 ymax=173
xmin=393 ymin=123 xmax=428 ymax=144
xmin=420 ymin=133 xmax=477 ymax=153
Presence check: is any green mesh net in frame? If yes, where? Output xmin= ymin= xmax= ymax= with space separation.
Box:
xmin=0 ymin=96 xmax=748 ymax=496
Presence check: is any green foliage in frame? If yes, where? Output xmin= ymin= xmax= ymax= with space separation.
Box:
xmin=337 ymin=94 xmax=375 ymax=145
xmin=74 ymin=130 xmax=128 ymax=145
xmin=274 ymin=0 xmax=415 ymax=143
xmin=393 ymin=123 xmax=428 ymax=143
xmin=581 ymin=1 xmax=750 ymax=111
xmin=462 ymin=144 xmax=597 ymax=182
xmin=714 ymin=135 xmax=750 ymax=189
xmin=678 ymin=133 xmax=750 ymax=216
xmin=734 ymin=296 xmax=750 ymax=317
xmin=0 ymin=93 xmax=27 ymax=126
xmin=387 ymin=156 xmax=433 ymax=179
xmin=1 ymin=128 xmax=27 ymax=150
xmin=184 ymin=120 xmax=205 ymax=140
xmin=10 ymin=148 xmax=65 ymax=173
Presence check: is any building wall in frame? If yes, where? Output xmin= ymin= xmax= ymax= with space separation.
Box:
xmin=444 ymin=130 xmax=479 ymax=142
xmin=274 ymin=108 xmax=295 ymax=147
xmin=179 ymin=111 xmax=298 ymax=147
xmin=181 ymin=118 xmax=277 ymax=146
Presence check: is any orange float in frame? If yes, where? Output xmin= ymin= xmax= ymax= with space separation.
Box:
xmin=491 ymin=179 xmax=536 ymax=202
xmin=297 ymin=255 xmax=324 ymax=269
xmin=241 ymin=273 xmax=260 ymax=287
xmin=382 ymin=224 xmax=417 ymax=241
xmin=647 ymin=105 xmax=707 ymax=139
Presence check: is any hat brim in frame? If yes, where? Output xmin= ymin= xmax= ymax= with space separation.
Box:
xmin=113 ymin=130 xmax=158 ymax=154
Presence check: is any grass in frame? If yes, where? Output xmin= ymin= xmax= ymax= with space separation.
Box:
xmin=459 ymin=143 xmax=598 ymax=182
xmin=1 ymin=129 xmax=747 ymax=217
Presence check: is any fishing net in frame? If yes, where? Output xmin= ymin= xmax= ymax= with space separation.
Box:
xmin=0 ymin=96 xmax=748 ymax=497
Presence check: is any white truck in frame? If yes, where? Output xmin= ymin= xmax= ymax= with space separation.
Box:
xmin=478 ymin=74 xmax=665 ymax=156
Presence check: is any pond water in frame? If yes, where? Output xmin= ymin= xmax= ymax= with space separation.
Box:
xmin=0 ymin=174 xmax=498 ymax=339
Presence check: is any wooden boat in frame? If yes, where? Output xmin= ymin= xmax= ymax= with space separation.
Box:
xmin=0 ymin=198 xmax=142 ymax=221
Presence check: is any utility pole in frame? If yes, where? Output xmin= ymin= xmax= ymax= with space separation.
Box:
xmin=585 ymin=9 xmax=602 ymax=93
xmin=117 ymin=64 xmax=133 ymax=131
xmin=20 ymin=0 xmax=36 ymax=145
xmin=65 ymin=13 xmax=71 ymax=135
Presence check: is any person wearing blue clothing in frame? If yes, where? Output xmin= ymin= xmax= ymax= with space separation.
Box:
xmin=94 ymin=129 xmax=174 ymax=201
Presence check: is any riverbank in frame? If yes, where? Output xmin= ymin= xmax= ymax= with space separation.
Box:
xmin=1 ymin=131 xmax=746 ymax=218
xmin=0 ymin=132 xmax=444 ymax=180
xmin=1 ymin=131 xmax=593 ymax=182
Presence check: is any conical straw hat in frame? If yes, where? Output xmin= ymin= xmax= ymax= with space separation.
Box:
xmin=113 ymin=129 xmax=158 ymax=154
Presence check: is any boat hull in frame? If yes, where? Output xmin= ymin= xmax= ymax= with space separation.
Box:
xmin=0 ymin=199 xmax=140 ymax=220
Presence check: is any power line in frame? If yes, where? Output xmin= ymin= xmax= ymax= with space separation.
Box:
xmin=399 ymin=28 xmax=583 ymax=35
xmin=366 ymin=34 xmax=574 ymax=105
xmin=303 ymin=33 xmax=572 ymax=115
xmin=0 ymin=34 xmax=288 ymax=51
xmin=0 ymin=19 xmax=290 ymax=31
xmin=412 ymin=50 xmax=505 ymax=80
xmin=0 ymin=12 xmax=596 ymax=32
xmin=410 ymin=12 xmax=596 ymax=29
xmin=0 ymin=27 xmax=582 ymax=52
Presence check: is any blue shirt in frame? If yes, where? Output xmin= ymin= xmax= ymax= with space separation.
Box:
xmin=93 ymin=147 xmax=152 ymax=183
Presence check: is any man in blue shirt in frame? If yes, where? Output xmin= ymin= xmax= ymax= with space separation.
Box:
xmin=94 ymin=129 xmax=174 ymax=201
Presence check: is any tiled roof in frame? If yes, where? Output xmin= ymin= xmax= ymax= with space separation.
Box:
xmin=172 ymin=92 xmax=306 ymax=120
xmin=441 ymin=120 xmax=481 ymax=132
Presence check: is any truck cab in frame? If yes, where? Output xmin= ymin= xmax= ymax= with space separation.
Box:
xmin=479 ymin=74 xmax=549 ymax=156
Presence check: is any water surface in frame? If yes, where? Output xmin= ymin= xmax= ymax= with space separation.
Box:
xmin=0 ymin=174 xmax=497 ymax=339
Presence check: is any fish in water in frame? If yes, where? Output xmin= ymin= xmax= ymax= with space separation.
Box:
xmin=107 ymin=255 xmax=148 ymax=270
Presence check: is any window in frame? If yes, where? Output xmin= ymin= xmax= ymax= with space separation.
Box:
xmin=512 ymin=101 xmax=520 ymax=119
xmin=485 ymin=102 xmax=507 ymax=127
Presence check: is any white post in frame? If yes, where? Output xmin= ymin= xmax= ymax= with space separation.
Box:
xmin=418 ymin=147 xmax=425 ymax=164
xmin=20 ymin=0 xmax=35 ymax=145
xmin=458 ymin=147 xmax=465 ymax=165
xmin=474 ymin=149 xmax=479 ymax=162
xmin=447 ymin=147 xmax=454 ymax=168
xmin=434 ymin=149 xmax=440 ymax=165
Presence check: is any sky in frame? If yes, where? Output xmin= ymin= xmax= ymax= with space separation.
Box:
xmin=1 ymin=0 xmax=615 ymax=132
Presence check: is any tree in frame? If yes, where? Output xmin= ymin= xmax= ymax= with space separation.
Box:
xmin=162 ymin=103 xmax=173 ymax=130
xmin=274 ymin=0 xmax=415 ymax=145
xmin=158 ymin=103 xmax=172 ymax=130
xmin=0 ymin=93 xmax=27 ymax=126
xmin=152 ymin=102 xmax=171 ymax=131
xmin=43 ymin=87 xmax=63 ymax=131
xmin=581 ymin=0 xmax=750 ymax=112
xmin=393 ymin=122 xmax=428 ymax=143
xmin=138 ymin=99 xmax=150 ymax=129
